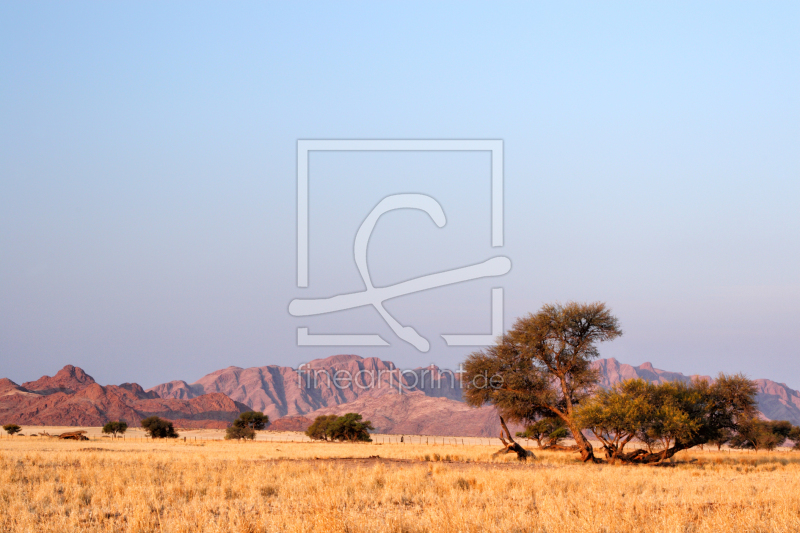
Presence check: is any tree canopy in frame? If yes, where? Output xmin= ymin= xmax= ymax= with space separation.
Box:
xmin=305 ymin=414 xmax=374 ymax=442
xmin=730 ymin=419 xmax=799 ymax=452
xmin=101 ymin=421 xmax=128 ymax=438
xmin=3 ymin=424 xmax=21 ymax=436
xmin=464 ymin=301 xmax=622 ymax=462
xmin=225 ymin=425 xmax=256 ymax=441
xmin=576 ymin=379 xmax=653 ymax=463
xmin=234 ymin=411 xmax=268 ymax=431
xmin=305 ymin=414 xmax=338 ymax=441
xmin=577 ymin=376 xmax=758 ymax=463
xmin=224 ymin=412 xmax=267 ymax=441
xmin=141 ymin=416 xmax=178 ymax=439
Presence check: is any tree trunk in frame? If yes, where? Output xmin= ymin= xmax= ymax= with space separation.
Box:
xmin=618 ymin=443 xmax=690 ymax=464
xmin=570 ymin=426 xmax=598 ymax=463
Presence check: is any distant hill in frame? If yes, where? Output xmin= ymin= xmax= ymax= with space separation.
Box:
xmin=150 ymin=355 xmax=800 ymax=427
xmin=0 ymin=366 xmax=250 ymax=428
xmin=4 ymin=356 xmax=799 ymax=432
xmin=147 ymin=354 xmax=462 ymax=421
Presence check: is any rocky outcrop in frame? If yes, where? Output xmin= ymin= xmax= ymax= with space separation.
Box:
xmin=8 ymin=357 xmax=800 ymax=431
xmin=117 ymin=382 xmax=161 ymax=400
xmin=0 ymin=366 xmax=250 ymax=428
xmin=147 ymin=380 xmax=201 ymax=400
xmin=149 ymin=354 xmax=461 ymax=421
xmin=753 ymin=379 xmax=800 ymax=425
xmin=590 ymin=358 xmax=712 ymax=388
xmin=22 ymin=365 xmax=96 ymax=395
xmin=150 ymin=354 xmax=800 ymax=428
xmin=0 ymin=378 xmax=37 ymax=398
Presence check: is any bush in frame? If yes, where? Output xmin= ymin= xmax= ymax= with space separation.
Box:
xmin=3 ymin=424 xmax=21 ymax=436
xmin=730 ymin=419 xmax=798 ymax=451
xmin=327 ymin=413 xmax=374 ymax=442
xmin=102 ymin=421 xmax=128 ymax=438
xmin=305 ymin=413 xmax=374 ymax=442
xmin=233 ymin=411 xmax=268 ymax=430
xmin=306 ymin=414 xmax=338 ymax=441
xmin=225 ymin=425 xmax=256 ymax=441
xmin=141 ymin=416 xmax=178 ymax=438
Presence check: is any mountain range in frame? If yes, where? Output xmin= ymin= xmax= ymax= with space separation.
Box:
xmin=0 ymin=365 xmax=250 ymax=428
xmin=3 ymin=355 xmax=800 ymax=434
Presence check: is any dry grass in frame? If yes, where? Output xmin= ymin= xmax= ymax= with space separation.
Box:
xmin=2 ymin=434 xmax=800 ymax=532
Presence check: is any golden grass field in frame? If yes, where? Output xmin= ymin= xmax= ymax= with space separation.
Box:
xmin=2 ymin=430 xmax=799 ymax=533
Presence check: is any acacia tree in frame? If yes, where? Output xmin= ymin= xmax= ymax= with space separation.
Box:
xmin=234 ymin=412 xmax=268 ymax=431
xmin=3 ymin=424 xmax=21 ymax=436
xmin=576 ymin=379 xmax=653 ymax=463
xmin=463 ymin=302 xmax=622 ymax=463
xmin=306 ymin=415 xmax=338 ymax=441
xmin=730 ymin=419 xmax=795 ymax=452
xmin=225 ymin=425 xmax=256 ymax=441
xmin=616 ymin=375 xmax=757 ymax=463
xmin=327 ymin=413 xmax=374 ymax=442
xmin=141 ymin=416 xmax=178 ymax=439
xmin=579 ymin=376 xmax=758 ymax=464
xmin=102 ymin=421 xmax=128 ymax=438
xmin=789 ymin=426 xmax=800 ymax=450
xmin=225 ymin=412 xmax=268 ymax=441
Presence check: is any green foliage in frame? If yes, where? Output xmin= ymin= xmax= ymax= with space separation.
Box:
xmin=788 ymin=426 xmax=800 ymax=450
xmin=576 ymin=374 xmax=757 ymax=462
xmin=101 ymin=421 xmax=128 ymax=438
xmin=306 ymin=414 xmax=338 ymax=441
xmin=233 ymin=411 xmax=268 ymax=431
xmin=326 ymin=413 xmax=374 ymax=442
xmin=638 ymin=381 xmax=702 ymax=453
xmin=3 ymin=424 xmax=21 ymax=436
xmin=709 ymin=428 xmax=734 ymax=451
xmin=463 ymin=302 xmax=622 ymax=462
xmin=675 ymin=374 xmax=758 ymax=449
xmin=730 ymin=418 xmax=797 ymax=451
xmin=767 ymin=420 xmax=794 ymax=440
xmin=141 ymin=416 xmax=178 ymax=439
xmin=576 ymin=379 xmax=654 ymax=462
xmin=517 ymin=417 xmax=570 ymax=448
xmin=225 ymin=425 xmax=256 ymax=441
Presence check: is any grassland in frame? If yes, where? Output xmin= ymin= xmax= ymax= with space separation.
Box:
xmin=1 ymin=432 xmax=799 ymax=532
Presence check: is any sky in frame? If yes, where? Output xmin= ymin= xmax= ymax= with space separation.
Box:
xmin=1 ymin=2 xmax=798 ymax=389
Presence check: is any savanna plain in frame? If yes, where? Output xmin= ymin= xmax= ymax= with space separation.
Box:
xmin=1 ymin=433 xmax=798 ymax=533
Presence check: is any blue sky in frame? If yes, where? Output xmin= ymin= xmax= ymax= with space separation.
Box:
xmin=1 ymin=2 xmax=798 ymax=388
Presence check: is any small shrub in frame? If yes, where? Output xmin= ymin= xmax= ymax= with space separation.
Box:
xmin=454 ymin=477 xmax=476 ymax=491
xmin=260 ymin=485 xmax=278 ymax=497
